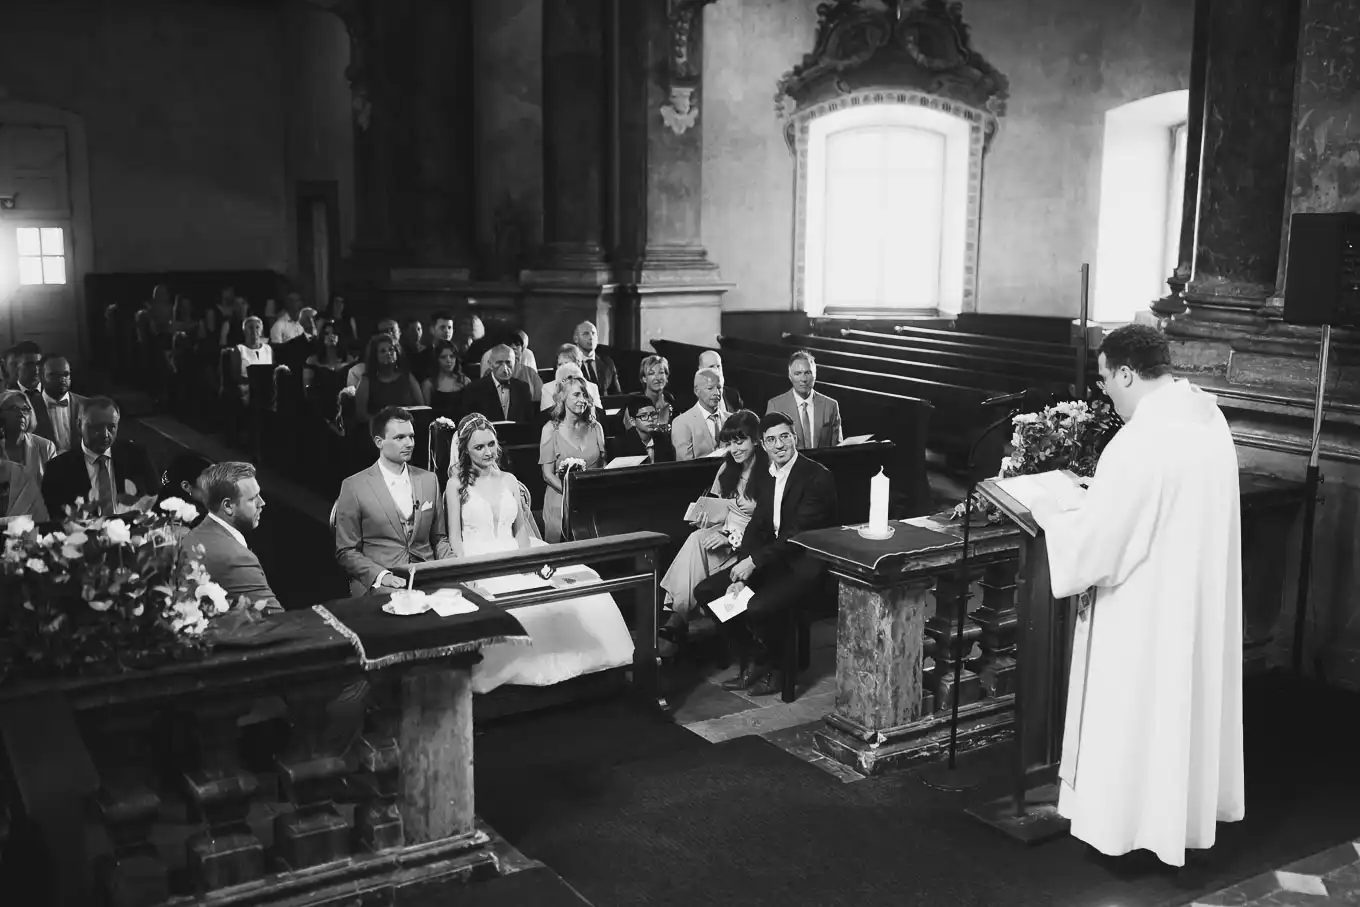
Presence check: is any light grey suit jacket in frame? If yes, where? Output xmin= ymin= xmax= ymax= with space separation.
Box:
xmin=766 ymin=389 xmax=843 ymax=450
xmin=182 ymin=516 xmax=280 ymax=610
xmin=334 ymin=461 xmax=452 ymax=596
xmin=671 ymin=402 xmax=727 ymax=461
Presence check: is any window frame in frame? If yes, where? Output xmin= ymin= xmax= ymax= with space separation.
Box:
xmin=15 ymin=224 xmax=68 ymax=287
xmin=788 ymin=90 xmax=996 ymax=317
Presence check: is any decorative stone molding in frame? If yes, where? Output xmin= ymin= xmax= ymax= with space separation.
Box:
xmin=774 ymin=0 xmax=1008 ymax=147
xmin=789 ymin=89 xmax=992 ymax=313
xmin=661 ymin=0 xmax=720 ymax=136
xmin=306 ymin=0 xmax=372 ymax=131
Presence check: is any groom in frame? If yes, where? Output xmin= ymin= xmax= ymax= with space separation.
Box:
xmin=334 ymin=406 xmax=453 ymax=596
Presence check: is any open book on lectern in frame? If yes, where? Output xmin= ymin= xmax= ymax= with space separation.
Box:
xmin=976 ymin=469 xmax=1089 ymax=538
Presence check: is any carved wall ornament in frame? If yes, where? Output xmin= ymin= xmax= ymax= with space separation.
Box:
xmin=773 ymin=0 xmax=1009 ymax=146
xmin=306 ymin=0 xmax=372 ymax=131
xmin=660 ymin=0 xmax=720 ymax=136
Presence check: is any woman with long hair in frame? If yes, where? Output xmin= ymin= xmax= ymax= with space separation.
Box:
xmin=445 ymin=413 xmax=633 ymax=691
xmin=657 ymin=410 xmax=767 ymax=651
xmin=538 ymin=374 xmax=606 ymax=543
xmin=421 ymin=340 xmax=467 ymax=416
xmin=354 ymin=333 xmax=423 ymax=425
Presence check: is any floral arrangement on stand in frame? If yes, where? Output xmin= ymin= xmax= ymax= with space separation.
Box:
xmin=952 ymin=398 xmax=1123 ymax=524
xmin=0 ymin=497 xmax=271 ymax=684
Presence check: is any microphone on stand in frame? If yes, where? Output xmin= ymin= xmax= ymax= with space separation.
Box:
xmin=981 ymin=388 xmax=1055 ymax=410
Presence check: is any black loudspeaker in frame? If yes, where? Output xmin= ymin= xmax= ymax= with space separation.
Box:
xmin=1283 ymin=212 xmax=1360 ymax=327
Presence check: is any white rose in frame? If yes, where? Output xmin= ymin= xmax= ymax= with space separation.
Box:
xmin=132 ymin=603 xmax=144 ymax=617
xmin=5 ymin=515 xmax=35 ymax=537
xmin=196 ymin=582 xmax=230 ymax=615
xmin=89 ymin=599 xmax=113 ymax=612
xmin=66 ymin=531 xmax=88 ymax=547
xmin=103 ymin=519 xmax=132 ymax=545
xmin=24 ymin=558 xmax=48 ymax=574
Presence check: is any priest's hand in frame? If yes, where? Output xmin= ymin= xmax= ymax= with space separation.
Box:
xmin=730 ymin=557 xmax=755 ymax=582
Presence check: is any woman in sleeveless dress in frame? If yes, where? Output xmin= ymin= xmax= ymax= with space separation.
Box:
xmin=658 ymin=410 xmax=766 ymax=649
xmin=446 ymin=413 xmax=633 ymax=693
xmin=421 ymin=340 xmax=467 ymax=416
xmin=539 ymin=375 xmax=606 ymax=543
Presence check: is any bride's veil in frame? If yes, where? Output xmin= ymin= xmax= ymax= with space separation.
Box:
xmin=450 ymin=414 xmax=544 ymax=542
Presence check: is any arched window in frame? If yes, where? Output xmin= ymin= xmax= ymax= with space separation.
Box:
xmin=790 ymin=92 xmax=990 ymax=318
xmin=1091 ymin=91 xmax=1190 ymax=324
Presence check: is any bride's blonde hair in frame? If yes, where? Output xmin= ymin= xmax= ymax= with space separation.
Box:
xmin=451 ymin=413 xmax=502 ymax=505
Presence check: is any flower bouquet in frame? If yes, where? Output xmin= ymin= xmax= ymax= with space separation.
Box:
xmin=951 ymin=398 xmax=1123 ymax=524
xmin=556 ymin=456 xmax=587 ymax=478
xmin=0 ymin=497 xmax=270 ymax=683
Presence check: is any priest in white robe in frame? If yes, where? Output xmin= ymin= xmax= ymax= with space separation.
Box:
xmin=1031 ymin=324 xmax=1244 ymax=868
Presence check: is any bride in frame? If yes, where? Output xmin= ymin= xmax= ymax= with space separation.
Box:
xmin=445 ymin=413 xmax=634 ymax=693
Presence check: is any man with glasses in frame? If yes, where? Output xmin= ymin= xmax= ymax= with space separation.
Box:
xmin=1029 ymin=324 xmax=1243 ymax=868
xmin=691 ymin=412 xmax=837 ymax=696
xmin=609 ymin=395 xmax=675 ymax=463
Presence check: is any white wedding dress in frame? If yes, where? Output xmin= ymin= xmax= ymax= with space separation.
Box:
xmin=460 ymin=479 xmax=634 ymax=693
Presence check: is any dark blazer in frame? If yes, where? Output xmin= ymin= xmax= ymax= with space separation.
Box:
xmin=582 ymin=353 xmax=622 ymax=395
xmin=182 ymin=516 xmax=280 ymax=610
xmin=41 ymin=440 xmax=159 ymax=518
xmin=739 ymin=454 xmax=838 ymax=572
xmin=462 ymin=375 xmax=534 ymax=424
xmin=609 ymin=429 xmax=675 ymax=464
xmin=26 ymin=390 xmax=86 ymax=453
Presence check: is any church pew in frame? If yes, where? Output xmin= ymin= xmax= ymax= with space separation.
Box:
xmin=786 ymin=332 xmax=1089 ymax=388
xmin=563 ymin=440 xmax=899 ymax=572
xmin=835 ymin=328 xmax=1079 ymax=369
xmin=856 ymin=322 xmax=1073 ymax=356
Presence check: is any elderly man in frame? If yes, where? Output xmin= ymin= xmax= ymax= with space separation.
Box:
xmin=462 ymin=344 xmax=534 ymax=423
xmin=765 ymin=350 xmax=842 ymax=450
xmin=182 ymin=462 xmax=282 ymax=612
xmin=540 ymin=344 xmax=602 ymax=411
xmin=269 ymin=292 xmax=306 ymax=344
xmin=671 ymin=367 xmax=731 ymax=460
xmin=697 ymin=349 xmax=744 ymax=411
xmin=573 ymin=321 xmax=621 ymax=394
xmin=41 ymin=396 xmax=158 ymax=517
xmin=30 ymin=355 xmax=85 ymax=454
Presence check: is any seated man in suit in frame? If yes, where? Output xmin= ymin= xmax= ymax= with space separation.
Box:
xmin=334 ymin=406 xmax=453 ymax=596
xmin=540 ymin=347 xmax=602 ymax=411
xmin=697 ymin=349 xmax=744 ymax=411
xmin=461 ymin=344 xmax=534 ymax=423
xmin=182 ymin=461 xmax=282 ymax=611
xmin=693 ymin=412 xmax=837 ymax=696
xmin=30 ymin=355 xmax=85 ymax=455
xmin=573 ymin=321 xmax=622 ymax=394
xmin=766 ymin=350 xmax=842 ymax=450
xmin=671 ymin=368 xmax=731 ymax=460
xmin=42 ymin=396 xmax=158 ymax=518
xmin=608 ymin=395 xmax=675 ymax=463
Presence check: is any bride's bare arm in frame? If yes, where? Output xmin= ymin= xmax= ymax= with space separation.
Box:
xmin=444 ymin=479 xmax=465 ymax=558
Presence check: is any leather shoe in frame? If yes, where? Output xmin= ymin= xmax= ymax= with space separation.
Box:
xmin=722 ymin=664 xmax=771 ymax=691
xmin=746 ymin=671 xmax=787 ymax=697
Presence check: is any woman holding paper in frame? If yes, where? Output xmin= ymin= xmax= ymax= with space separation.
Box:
xmin=658 ymin=410 xmax=767 ymax=653
xmin=445 ymin=413 xmax=633 ymax=692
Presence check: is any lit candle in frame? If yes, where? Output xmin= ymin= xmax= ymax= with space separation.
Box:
xmin=869 ymin=468 xmax=889 ymax=535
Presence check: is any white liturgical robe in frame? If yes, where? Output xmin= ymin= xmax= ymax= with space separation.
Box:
xmin=1032 ymin=379 xmax=1243 ymax=868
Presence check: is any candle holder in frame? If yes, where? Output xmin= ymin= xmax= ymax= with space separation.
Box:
xmin=856 ymin=523 xmax=895 ymax=540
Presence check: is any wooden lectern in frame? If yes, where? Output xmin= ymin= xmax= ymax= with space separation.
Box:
xmin=965 ymin=478 xmax=1077 ymax=843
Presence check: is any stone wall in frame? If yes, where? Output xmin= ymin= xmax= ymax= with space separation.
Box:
xmin=701 ymin=0 xmax=1194 ymax=315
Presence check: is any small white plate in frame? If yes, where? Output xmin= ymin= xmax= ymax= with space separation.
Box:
xmin=383 ymin=591 xmax=431 ymax=616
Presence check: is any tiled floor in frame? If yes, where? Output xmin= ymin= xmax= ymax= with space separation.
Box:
xmin=1187 ymin=839 xmax=1360 ymax=906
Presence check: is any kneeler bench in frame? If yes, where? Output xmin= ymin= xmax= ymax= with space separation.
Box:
xmin=792 ymin=472 xmax=1304 ymax=776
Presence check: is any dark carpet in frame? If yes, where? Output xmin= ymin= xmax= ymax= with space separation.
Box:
xmin=475 ymin=673 xmax=1360 ymax=907
xmin=405 ymin=867 xmax=590 ymax=906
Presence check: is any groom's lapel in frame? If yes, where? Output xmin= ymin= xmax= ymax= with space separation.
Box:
xmin=364 ymin=463 xmax=406 ymax=542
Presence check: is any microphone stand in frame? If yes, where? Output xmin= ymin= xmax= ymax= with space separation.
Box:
xmin=921 ymin=406 xmax=1023 ymax=792
xmin=1292 ymin=324 xmax=1332 ymax=675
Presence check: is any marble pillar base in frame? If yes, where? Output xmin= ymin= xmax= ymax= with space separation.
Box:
xmin=814 ymin=698 xmax=1014 ymax=776
xmin=633 ymin=283 xmax=731 ymax=351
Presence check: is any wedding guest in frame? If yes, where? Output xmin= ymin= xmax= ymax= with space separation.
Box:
xmin=692 ymin=412 xmax=838 ymax=696
xmin=572 ymin=321 xmax=621 ymax=394
xmin=671 ymin=368 xmax=731 ymax=460
xmin=609 ymin=395 xmax=675 ymax=464
xmin=353 ymin=334 xmax=423 ymax=428
xmin=419 ymin=311 xmax=460 ymax=383
xmin=540 ymin=346 xmax=602 ymax=411
xmin=400 ymin=317 xmax=427 ymax=381
xmin=508 ymin=333 xmax=543 ymax=403
xmin=698 ymin=349 xmax=745 ymax=411
xmin=269 ymin=292 xmax=305 ymax=344
xmin=30 ymin=355 xmax=85 ymax=454
xmin=766 ymin=350 xmax=842 ymax=449
xmin=5 ymin=341 xmax=41 ymax=393
xmin=42 ymin=397 xmax=158 ymax=518
xmin=322 ymin=295 xmax=359 ymax=352
xmin=539 ymin=376 xmax=606 ymax=542
xmin=444 ymin=413 xmax=632 ymax=692
xmin=305 ymin=320 xmax=355 ymax=388
xmin=231 ymin=316 xmax=273 ymax=404
xmin=157 ymin=451 xmax=215 ymax=530
xmin=0 ymin=460 xmax=48 ymax=521
xmin=346 ymin=318 xmax=401 ymax=388
xmin=334 ymin=406 xmax=452 ymax=596
xmin=462 ymin=345 xmax=533 ymax=424
xmin=0 ymin=390 xmax=55 ymax=483
xmin=183 ymin=462 xmax=281 ymax=612
xmin=634 ymin=355 xmax=676 ymax=428
xmin=659 ymin=410 xmax=766 ymax=654
xmin=421 ymin=340 xmax=468 ymax=416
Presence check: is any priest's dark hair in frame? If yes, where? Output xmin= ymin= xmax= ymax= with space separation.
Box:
xmin=1098 ymin=324 xmax=1173 ymax=379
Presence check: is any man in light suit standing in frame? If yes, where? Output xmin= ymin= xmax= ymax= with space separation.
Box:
xmin=671 ymin=368 xmax=731 ymax=460
xmin=182 ymin=461 xmax=282 ymax=611
xmin=766 ymin=350 xmax=842 ymax=450
xmin=334 ymin=406 xmax=452 ymax=596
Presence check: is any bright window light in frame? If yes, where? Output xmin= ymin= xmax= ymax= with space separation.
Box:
xmin=15 ymin=225 xmax=66 ymax=286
